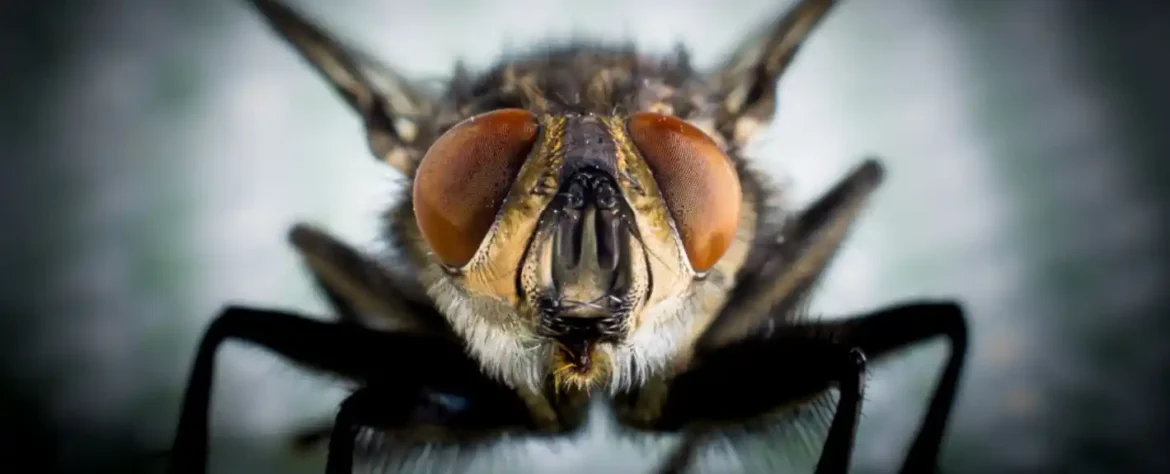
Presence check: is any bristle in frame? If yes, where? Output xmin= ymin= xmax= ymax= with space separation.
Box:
xmin=551 ymin=346 xmax=611 ymax=393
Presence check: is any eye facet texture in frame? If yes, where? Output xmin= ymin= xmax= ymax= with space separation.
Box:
xmin=627 ymin=112 xmax=742 ymax=272
xmin=413 ymin=109 xmax=540 ymax=267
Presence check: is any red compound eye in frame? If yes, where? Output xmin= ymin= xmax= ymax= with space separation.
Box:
xmin=627 ymin=112 xmax=742 ymax=272
xmin=413 ymin=109 xmax=539 ymax=267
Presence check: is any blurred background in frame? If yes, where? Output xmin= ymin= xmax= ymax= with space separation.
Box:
xmin=2 ymin=0 xmax=1168 ymax=472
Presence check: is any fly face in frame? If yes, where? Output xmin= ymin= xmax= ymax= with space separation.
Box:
xmin=406 ymin=105 xmax=752 ymax=393
xmin=243 ymin=0 xmax=824 ymax=400
xmin=173 ymin=2 xmax=970 ymax=473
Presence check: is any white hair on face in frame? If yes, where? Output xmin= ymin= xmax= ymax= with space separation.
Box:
xmin=422 ymin=265 xmax=703 ymax=394
xmin=605 ymin=293 xmax=695 ymax=391
xmin=416 ymin=245 xmax=736 ymax=393
xmin=422 ymin=271 xmax=550 ymax=392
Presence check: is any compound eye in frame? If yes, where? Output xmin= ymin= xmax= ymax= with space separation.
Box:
xmin=627 ymin=112 xmax=742 ymax=272
xmin=413 ymin=109 xmax=539 ymax=268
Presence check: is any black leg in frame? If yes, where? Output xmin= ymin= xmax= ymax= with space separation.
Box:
xmin=284 ymin=223 xmax=461 ymax=455
xmin=322 ymin=378 xmax=548 ymax=474
xmin=663 ymin=301 xmax=967 ymax=474
xmin=808 ymin=301 xmax=968 ymax=474
xmin=326 ymin=389 xmax=377 ymax=474
xmin=288 ymin=223 xmax=452 ymax=334
xmin=813 ymin=348 xmax=866 ymax=474
xmin=659 ymin=338 xmax=869 ymax=474
xmin=168 ymin=306 xmax=468 ymax=474
xmin=777 ymin=301 xmax=967 ymax=474
xmin=655 ymin=342 xmax=863 ymax=474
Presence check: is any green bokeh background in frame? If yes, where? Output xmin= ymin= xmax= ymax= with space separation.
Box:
xmin=2 ymin=0 xmax=1168 ymax=473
